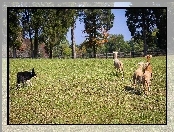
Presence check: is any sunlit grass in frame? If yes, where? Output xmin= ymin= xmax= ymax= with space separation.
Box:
xmin=9 ymin=56 xmax=166 ymax=124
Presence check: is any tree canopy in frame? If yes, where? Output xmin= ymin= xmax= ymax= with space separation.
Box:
xmin=8 ymin=8 xmax=166 ymax=58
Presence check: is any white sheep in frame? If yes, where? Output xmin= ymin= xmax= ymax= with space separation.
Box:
xmin=113 ymin=51 xmax=124 ymax=80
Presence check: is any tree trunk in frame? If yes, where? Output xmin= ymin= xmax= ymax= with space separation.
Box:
xmin=29 ymin=27 xmax=34 ymax=59
xmin=49 ymin=44 xmax=53 ymax=59
xmin=34 ymin=29 xmax=38 ymax=58
xmin=71 ymin=24 xmax=76 ymax=59
xmin=93 ymin=23 xmax=97 ymax=58
xmin=93 ymin=44 xmax=97 ymax=58
xmin=142 ymin=9 xmax=147 ymax=56
xmin=106 ymin=52 xmax=108 ymax=59
xmin=13 ymin=45 xmax=17 ymax=58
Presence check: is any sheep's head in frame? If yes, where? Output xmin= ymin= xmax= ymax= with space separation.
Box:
xmin=113 ymin=51 xmax=118 ymax=59
xmin=113 ymin=51 xmax=118 ymax=54
xmin=145 ymin=55 xmax=152 ymax=62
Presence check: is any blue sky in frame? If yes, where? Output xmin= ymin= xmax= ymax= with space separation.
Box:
xmin=66 ymin=2 xmax=132 ymax=45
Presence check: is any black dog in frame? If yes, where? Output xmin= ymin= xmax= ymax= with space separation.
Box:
xmin=16 ymin=68 xmax=37 ymax=88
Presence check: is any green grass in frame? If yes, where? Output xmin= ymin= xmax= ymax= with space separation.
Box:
xmin=9 ymin=56 xmax=166 ymax=124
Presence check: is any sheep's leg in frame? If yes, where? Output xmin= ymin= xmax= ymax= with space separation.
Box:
xmin=138 ymin=77 xmax=143 ymax=93
xmin=151 ymin=73 xmax=153 ymax=80
xmin=147 ymin=83 xmax=150 ymax=93
xmin=144 ymin=83 xmax=149 ymax=96
xmin=142 ymin=79 xmax=146 ymax=95
xmin=120 ymin=67 xmax=124 ymax=80
xmin=139 ymin=79 xmax=144 ymax=94
xmin=132 ymin=76 xmax=136 ymax=88
xmin=145 ymin=88 xmax=149 ymax=95
xmin=140 ymin=83 xmax=143 ymax=94
xmin=148 ymin=86 xmax=150 ymax=92
xmin=115 ymin=68 xmax=118 ymax=76
xmin=121 ymin=71 xmax=124 ymax=80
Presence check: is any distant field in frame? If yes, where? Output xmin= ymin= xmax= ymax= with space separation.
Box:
xmin=9 ymin=56 xmax=166 ymax=124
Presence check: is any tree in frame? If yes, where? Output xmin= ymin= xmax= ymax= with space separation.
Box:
xmin=31 ymin=9 xmax=46 ymax=58
xmin=79 ymin=9 xmax=114 ymax=58
xmin=21 ymin=9 xmax=46 ymax=58
xmin=79 ymin=40 xmax=94 ymax=58
xmin=52 ymin=38 xmax=71 ymax=58
xmin=105 ymin=34 xmax=128 ymax=53
xmin=128 ymin=3 xmax=167 ymax=53
xmin=152 ymin=9 xmax=167 ymax=50
xmin=71 ymin=19 xmax=76 ymax=59
xmin=41 ymin=9 xmax=73 ymax=58
xmin=68 ymin=9 xmax=79 ymax=59
xmin=125 ymin=9 xmax=157 ymax=56
xmin=9 ymin=8 xmax=23 ymax=58
xmin=22 ymin=9 xmax=33 ymax=58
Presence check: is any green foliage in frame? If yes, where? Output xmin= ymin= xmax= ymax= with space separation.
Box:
xmin=8 ymin=9 xmax=23 ymax=49
xmin=104 ymin=34 xmax=132 ymax=53
xmin=107 ymin=34 xmax=125 ymax=52
xmin=125 ymin=8 xmax=167 ymax=52
xmin=133 ymin=42 xmax=143 ymax=52
xmin=9 ymin=56 xmax=166 ymax=124
xmin=52 ymin=38 xmax=71 ymax=58
xmin=79 ymin=33 xmax=136 ymax=55
xmin=8 ymin=8 xmax=24 ymax=58
xmin=152 ymin=9 xmax=167 ymax=50
xmin=60 ymin=43 xmax=71 ymax=58
xmin=121 ymin=41 xmax=132 ymax=52
xmin=21 ymin=9 xmax=48 ymax=58
xmin=42 ymin=9 xmax=77 ymax=58
xmin=19 ymin=9 xmax=77 ymax=58
xmin=79 ymin=9 xmax=115 ymax=57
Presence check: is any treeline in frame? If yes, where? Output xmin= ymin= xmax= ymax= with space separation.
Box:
xmin=8 ymin=8 xmax=166 ymax=59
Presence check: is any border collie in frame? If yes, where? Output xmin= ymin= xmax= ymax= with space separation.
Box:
xmin=16 ymin=68 xmax=37 ymax=88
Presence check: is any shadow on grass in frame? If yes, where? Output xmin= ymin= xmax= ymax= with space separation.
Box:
xmin=124 ymin=86 xmax=142 ymax=95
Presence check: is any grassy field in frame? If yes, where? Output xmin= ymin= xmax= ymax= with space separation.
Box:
xmin=9 ymin=56 xmax=166 ymax=124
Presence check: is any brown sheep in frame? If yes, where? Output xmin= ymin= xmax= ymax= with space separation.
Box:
xmin=132 ymin=62 xmax=145 ymax=88
xmin=144 ymin=55 xmax=153 ymax=79
xmin=142 ymin=70 xmax=151 ymax=95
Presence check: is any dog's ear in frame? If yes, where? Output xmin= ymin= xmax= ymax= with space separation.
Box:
xmin=149 ymin=55 xmax=152 ymax=58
